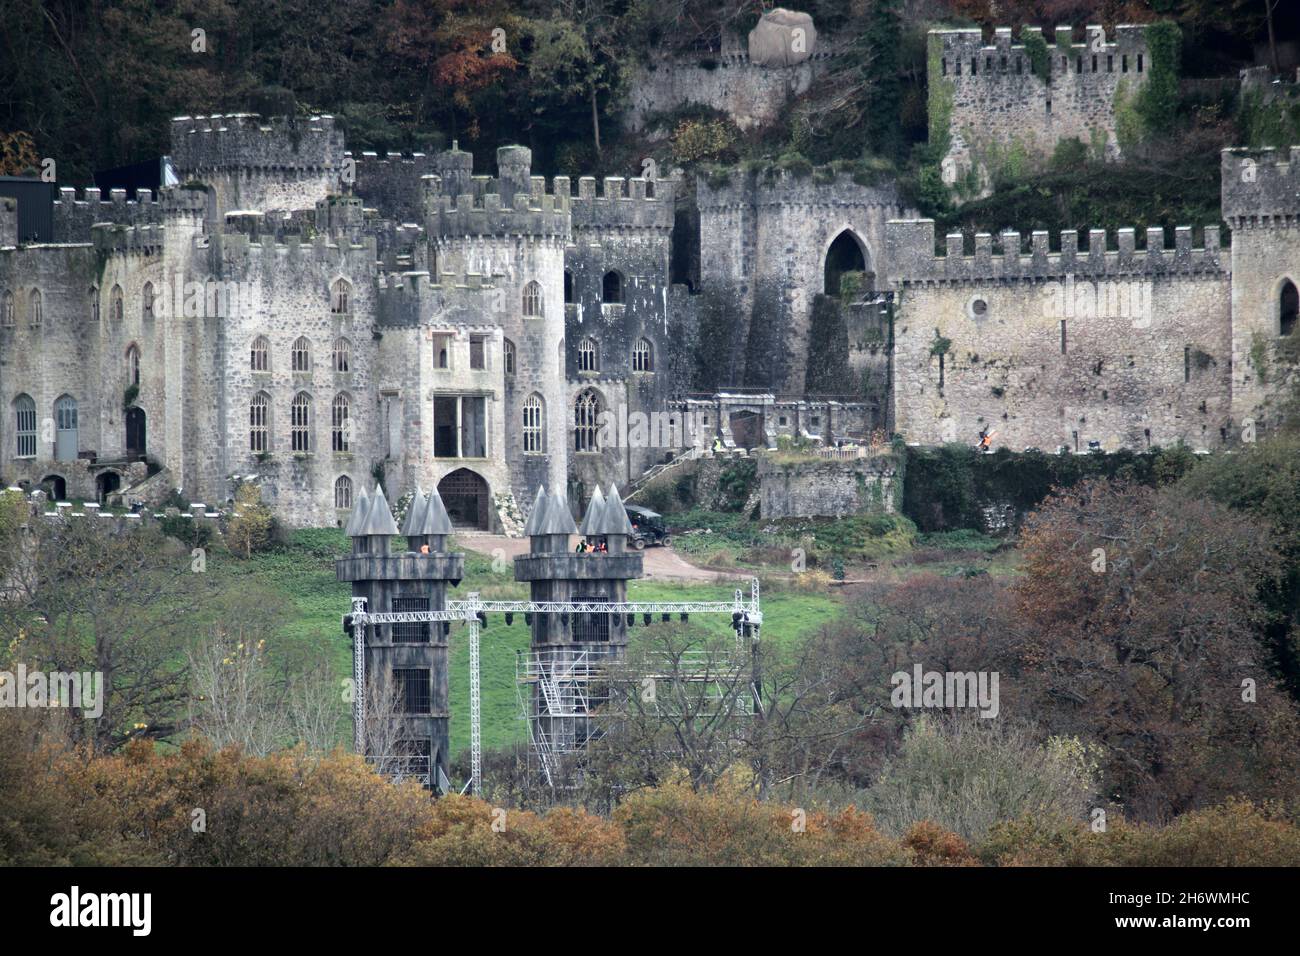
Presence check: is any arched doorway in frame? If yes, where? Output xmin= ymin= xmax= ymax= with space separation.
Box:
xmin=729 ymin=410 xmax=766 ymax=449
xmin=41 ymin=474 xmax=67 ymax=501
xmin=824 ymin=230 xmax=870 ymax=298
xmin=96 ymin=471 xmax=121 ymax=503
xmin=125 ymin=407 xmax=146 ymax=458
xmin=1281 ymin=279 xmax=1298 ymax=336
xmin=438 ymin=468 xmax=490 ymax=530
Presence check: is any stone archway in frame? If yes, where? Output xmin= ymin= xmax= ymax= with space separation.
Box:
xmin=823 ymin=229 xmax=872 ymax=298
xmin=437 ymin=468 xmax=490 ymax=530
xmin=41 ymin=474 xmax=67 ymax=501
xmin=96 ymin=471 xmax=122 ymax=504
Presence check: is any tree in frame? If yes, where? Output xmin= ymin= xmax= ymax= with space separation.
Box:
xmin=225 ymin=482 xmax=274 ymax=558
xmin=0 ymin=517 xmax=220 ymax=752
xmin=187 ymin=594 xmax=291 ymax=757
xmin=863 ymin=714 xmax=1100 ymax=842
xmin=1013 ymin=479 xmax=1300 ymax=818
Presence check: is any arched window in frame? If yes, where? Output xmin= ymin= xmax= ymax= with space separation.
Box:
xmin=503 ymin=338 xmax=516 ymax=376
xmin=522 ymin=280 xmax=543 ymax=317
xmin=578 ymin=337 xmax=598 ymax=373
xmin=564 ymin=271 xmax=574 ymax=304
xmin=632 ymin=337 xmax=653 ymax=372
xmin=332 ymin=393 xmax=350 ymax=452
xmin=602 ymin=271 xmax=623 ymax=304
xmin=53 ymin=395 xmax=77 ymax=461
xmin=1281 ymin=279 xmax=1298 ymax=337
xmin=126 ymin=344 xmax=141 ymax=387
xmin=110 ymin=284 xmax=124 ymax=322
xmin=523 ymin=393 xmax=544 ymax=453
xmin=29 ymin=289 xmax=42 ymax=326
xmin=335 ymin=475 xmax=353 ymax=509
xmin=251 ymin=335 xmax=269 ymax=372
xmin=142 ymin=282 xmax=155 ymax=320
xmin=292 ymin=336 xmax=311 ymax=373
xmin=88 ymin=287 xmax=99 ymax=323
xmin=333 ymin=336 xmax=351 ymax=373
xmin=250 ymin=392 xmax=269 ymax=453
xmin=1 ymin=291 xmax=12 ymax=328
xmin=291 ymin=392 xmax=311 ymax=452
xmin=574 ymin=388 xmax=601 ymax=453
xmin=13 ymin=394 xmax=36 ymax=457
xmin=331 ymin=278 xmax=351 ymax=314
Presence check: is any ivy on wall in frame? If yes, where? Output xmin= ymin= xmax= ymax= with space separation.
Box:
xmin=1136 ymin=22 xmax=1182 ymax=136
xmin=1021 ymin=28 xmax=1050 ymax=82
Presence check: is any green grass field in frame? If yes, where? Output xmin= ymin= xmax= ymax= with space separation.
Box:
xmin=205 ymin=529 xmax=849 ymax=756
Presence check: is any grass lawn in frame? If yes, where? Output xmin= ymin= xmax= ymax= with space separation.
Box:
xmin=205 ymin=528 xmax=850 ymax=757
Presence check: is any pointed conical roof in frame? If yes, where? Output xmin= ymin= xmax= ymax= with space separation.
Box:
xmin=413 ymin=486 xmax=454 ymax=536
xmin=356 ymin=484 xmax=399 ymax=536
xmin=522 ymin=485 xmax=549 ymax=536
xmin=589 ymin=482 xmax=635 ymax=536
xmin=344 ymin=485 xmax=371 ymax=537
xmin=579 ymin=486 xmax=607 ymax=536
xmin=400 ymin=485 xmax=427 ymax=537
xmin=537 ymin=489 xmax=578 ymax=535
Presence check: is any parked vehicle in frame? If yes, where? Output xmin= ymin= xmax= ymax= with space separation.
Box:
xmin=625 ymin=505 xmax=671 ymax=550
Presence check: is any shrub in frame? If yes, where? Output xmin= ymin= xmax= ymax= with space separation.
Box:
xmin=225 ymin=482 xmax=274 ymax=558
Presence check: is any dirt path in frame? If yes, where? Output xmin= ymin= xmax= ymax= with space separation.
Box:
xmin=456 ymin=535 xmax=743 ymax=582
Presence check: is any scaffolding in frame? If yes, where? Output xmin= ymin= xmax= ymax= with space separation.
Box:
xmin=344 ymin=578 xmax=763 ymax=794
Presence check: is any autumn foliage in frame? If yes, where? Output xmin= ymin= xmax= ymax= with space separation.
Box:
xmin=3 ymin=711 xmax=1298 ymax=867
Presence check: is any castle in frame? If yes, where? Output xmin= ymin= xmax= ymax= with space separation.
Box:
xmin=1 ymin=24 xmax=1297 ymax=528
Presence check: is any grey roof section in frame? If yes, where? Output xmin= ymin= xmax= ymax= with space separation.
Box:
xmin=537 ymin=489 xmax=579 ymax=535
xmin=344 ymin=485 xmax=371 ymax=537
xmin=595 ymin=483 xmax=636 ymax=536
xmin=412 ymin=486 xmax=454 ymax=535
xmin=522 ymin=485 xmax=549 ymax=536
xmin=578 ymin=486 xmax=606 ymax=536
xmin=399 ymin=485 xmax=427 ymax=537
xmin=356 ymin=484 xmax=399 ymax=536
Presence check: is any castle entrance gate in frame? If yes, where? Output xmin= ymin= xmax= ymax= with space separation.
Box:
xmin=438 ymin=468 xmax=490 ymax=530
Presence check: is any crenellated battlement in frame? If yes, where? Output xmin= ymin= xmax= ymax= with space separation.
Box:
xmin=932 ymin=24 xmax=1149 ymax=76
xmin=886 ymin=219 xmax=1225 ymax=286
xmin=91 ymin=222 xmax=166 ymax=256
xmin=424 ymin=175 xmax=571 ymax=240
xmin=170 ymin=113 xmax=345 ymax=174
xmin=52 ymin=186 xmax=168 ymax=242
xmin=215 ymin=229 xmax=375 ymax=261
xmin=1221 ymin=146 xmax=1300 ymax=226
xmin=565 ymin=176 xmax=675 ymax=231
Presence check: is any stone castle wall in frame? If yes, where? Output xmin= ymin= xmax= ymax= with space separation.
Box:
xmin=697 ymin=166 xmax=914 ymax=394
xmin=931 ymin=25 xmax=1149 ymax=185
xmin=1222 ymin=145 xmax=1300 ymax=436
xmin=758 ymin=451 xmax=899 ymax=519
xmin=888 ymin=219 xmax=1231 ymax=453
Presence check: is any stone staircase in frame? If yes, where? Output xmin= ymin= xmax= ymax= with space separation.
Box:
xmin=106 ymin=465 xmax=174 ymax=511
xmin=626 ymin=447 xmax=702 ymax=503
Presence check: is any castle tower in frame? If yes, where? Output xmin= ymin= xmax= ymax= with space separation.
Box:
xmin=1223 ymin=145 xmax=1300 ymax=436
xmin=564 ymin=170 xmax=683 ymax=493
xmin=336 ymin=484 xmax=464 ymax=791
xmin=514 ymin=484 xmax=643 ymax=775
xmin=427 ymin=146 xmax=571 ymax=505
xmin=169 ymin=114 xmax=345 ymax=219
xmin=927 ymin=25 xmax=1151 ymax=191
